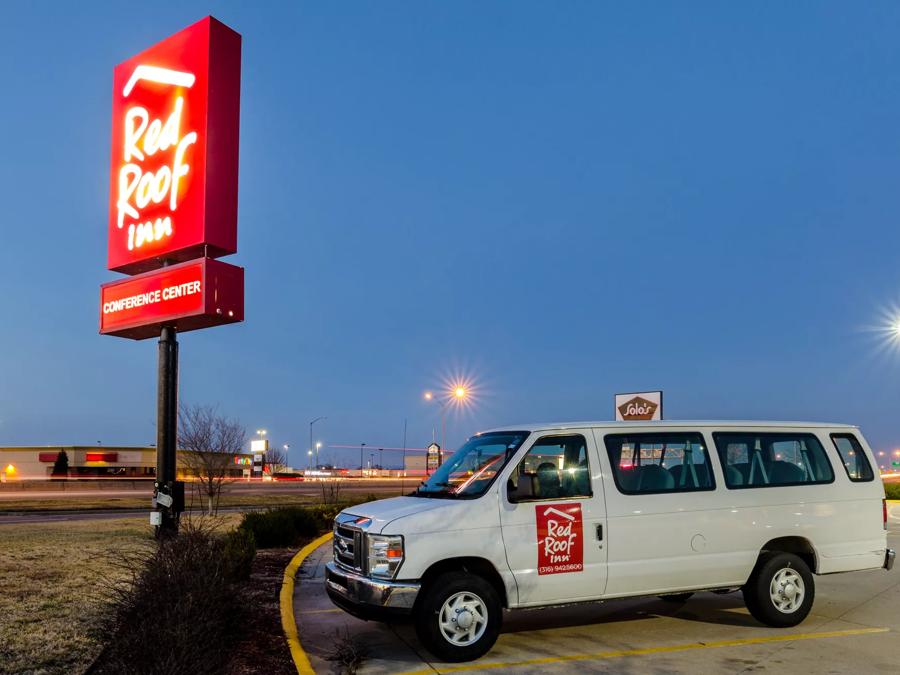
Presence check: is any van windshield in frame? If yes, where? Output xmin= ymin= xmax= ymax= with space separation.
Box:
xmin=413 ymin=431 xmax=530 ymax=498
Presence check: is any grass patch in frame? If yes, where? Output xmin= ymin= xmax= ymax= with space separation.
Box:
xmin=0 ymin=517 xmax=152 ymax=674
xmin=0 ymin=514 xmax=240 ymax=675
xmin=0 ymin=493 xmax=322 ymax=513
xmin=0 ymin=491 xmax=401 ymax=513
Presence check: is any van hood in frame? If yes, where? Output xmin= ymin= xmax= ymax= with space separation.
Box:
xmin=341 ymin=496 xmax=462 ymax=533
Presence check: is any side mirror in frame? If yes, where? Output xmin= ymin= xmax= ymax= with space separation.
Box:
xmin=508 ymin=474 xmax=539 ymax=503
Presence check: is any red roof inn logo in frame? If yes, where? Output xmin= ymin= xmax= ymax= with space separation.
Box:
xmin=536 ymin=503 xmax=584 ymax=575
xmin=108 ymin=16 xmax=241 ymax=275
xmin=615 ymin=391 xmax=663 ymax=421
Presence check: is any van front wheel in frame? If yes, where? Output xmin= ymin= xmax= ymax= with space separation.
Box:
xmin=414 ymin=571 xmax=502 ymax=662
xmin=742 ymin=552 xmax=814 ymax=627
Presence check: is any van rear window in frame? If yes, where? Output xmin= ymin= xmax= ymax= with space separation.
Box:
xmin=830 ymin=434 xmax=874 ymax=482
xmin=712 ymin=432 xmax=834 ymax=489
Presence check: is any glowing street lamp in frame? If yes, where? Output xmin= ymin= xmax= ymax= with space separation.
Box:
xmin=310 ymin=416 xmax=327 ymax=468
xmin=424 ymin=380 xmax=473 ymax=458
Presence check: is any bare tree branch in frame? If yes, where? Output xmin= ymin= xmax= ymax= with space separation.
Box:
xmin=263 ymin=446 xmax=288 ymax=474
xmin=178 ymin=403 xmax=246 ymax=515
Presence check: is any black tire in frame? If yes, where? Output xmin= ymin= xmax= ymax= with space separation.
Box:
xmin=658 ymin=592 xmax=694 ymax=603
xmin=414 ymin=571 xmax=502 ymax=662
xmin=742 ymin=552 xmax=814 ymax=627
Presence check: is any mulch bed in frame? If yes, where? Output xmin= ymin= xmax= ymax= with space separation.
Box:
xmin=226 ymin=548 xmax=298 ymax=675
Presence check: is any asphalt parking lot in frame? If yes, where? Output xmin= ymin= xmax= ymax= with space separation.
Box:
xmin=296 ymin=505 xmax=900 ymax=674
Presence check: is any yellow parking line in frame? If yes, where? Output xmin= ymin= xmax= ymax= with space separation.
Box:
xmin=302 ymin=608 xmax=343 ymax=615
xmin=281 ymin=532 xmax=334 ymax=675
xmin=397 ymin=626 xmax=890 ymax=674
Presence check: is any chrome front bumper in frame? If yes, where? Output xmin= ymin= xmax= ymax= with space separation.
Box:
xmin=885 ymin=548 xmax=895 ymax=571
xmin=325 ymin=561 xmax=420 ymax=618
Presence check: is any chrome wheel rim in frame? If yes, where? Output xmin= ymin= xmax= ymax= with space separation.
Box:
xmin=769 ymin=567 xmax=805 ymax=614
xmin=438 ymin=591 xmax=488 ymax=646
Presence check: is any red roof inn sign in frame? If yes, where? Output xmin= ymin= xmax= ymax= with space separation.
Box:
xmin=100 ymin=16 xmax=243 ymax=339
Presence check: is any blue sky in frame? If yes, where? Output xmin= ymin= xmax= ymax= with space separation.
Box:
xmin=3 ymin=1 xmax=900 ymax=468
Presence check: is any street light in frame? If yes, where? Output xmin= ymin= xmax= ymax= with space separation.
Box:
xmin=360 ymin=442 xmax=366 ymax=477
xmin=316 ymin=441 xmax=322 ymax=468
xmin=307 ymin=449 xmax=313 ymax=470
xmin=424 ymin=382 xmax=471 ymax=458
xmin=310 ymin=416 xmax=326 ymax=468
xmin=256 ymin=429 xmax=267 ymax=437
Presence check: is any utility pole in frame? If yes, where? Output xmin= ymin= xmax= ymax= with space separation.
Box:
xmin=401 ymin=418 xmax=407 ymax=495
xmin=360 ymin=442 xmax=366 ymax=478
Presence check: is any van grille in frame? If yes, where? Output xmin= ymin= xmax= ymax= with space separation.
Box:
xmin=333 ymin=517 xmax=365 ymax=572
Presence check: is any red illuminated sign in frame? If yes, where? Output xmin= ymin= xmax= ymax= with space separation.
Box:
xmin=100 ymin=258 xmax=244 ymax=340
xmin=536 ymin=503 xmax=584 ymax=575
xmin=109 ymin=17 xmax=241 ymax=274
xmin=86 ymin=453 xmax=119 ymax=463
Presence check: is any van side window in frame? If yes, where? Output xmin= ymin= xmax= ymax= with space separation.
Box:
xmin=712 ymin=432 xmax=834 ymax=489
xmin=509 ymin=435 xmax=591 ymax=500
xmin=830 ymin=434 xmax=874 ymax=482
xmin=603 ymin=433 xmax=714 ymax=495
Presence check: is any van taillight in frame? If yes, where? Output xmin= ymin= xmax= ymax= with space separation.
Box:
xmin=884 ymin=499 xmax=888 ymax=530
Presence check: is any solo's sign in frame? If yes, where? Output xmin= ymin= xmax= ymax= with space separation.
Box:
xmin=108 ymin=16 xmax=241 ymax=274
xmin=100 ymin=258 xmax=243 ymax=339
xmin=615 ymin=391 xmax=663 ymax=421
xmin=536 ymin=504 xmax=584 ymax=575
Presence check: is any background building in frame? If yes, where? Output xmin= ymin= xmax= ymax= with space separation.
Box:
xmin=0 ymin=446 xmax=252 ymax=481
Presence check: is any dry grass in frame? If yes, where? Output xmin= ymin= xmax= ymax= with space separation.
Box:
xmin=0 ymin=493 xmax=320 ymax=513
xmin=0 ymin=514 xmax=240 ymax=675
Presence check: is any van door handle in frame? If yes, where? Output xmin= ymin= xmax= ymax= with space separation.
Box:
xmin=596 ymin=524 xmax=603 ymax=541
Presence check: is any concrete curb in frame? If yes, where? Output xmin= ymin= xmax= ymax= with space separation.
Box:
xmin=281 ymin=532 xmax=333 ymax=675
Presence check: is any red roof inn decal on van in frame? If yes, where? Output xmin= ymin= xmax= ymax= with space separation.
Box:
xmin=536 ymin=503 xmax=583 ymax=575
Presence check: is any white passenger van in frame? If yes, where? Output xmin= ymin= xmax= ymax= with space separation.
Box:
xmin=325 ymin=421 xmax=894 ymax=662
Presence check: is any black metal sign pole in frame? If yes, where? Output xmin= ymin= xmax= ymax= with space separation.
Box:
xmin=154 ymin=324 xmax=179 ymax=536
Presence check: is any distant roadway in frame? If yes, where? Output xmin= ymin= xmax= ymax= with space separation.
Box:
xmin=0 ymin=478 xmax=415 ymax=501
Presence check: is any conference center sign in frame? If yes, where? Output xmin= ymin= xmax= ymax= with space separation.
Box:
xmin=100 ymin=259 xmax=244 ymax=339
xmin=100 ymin=16 xmax=244 ymax=339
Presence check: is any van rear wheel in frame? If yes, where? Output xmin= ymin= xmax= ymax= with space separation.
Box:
xmin=414 ymin=571 xmax=502 ymax=662
xmin=742 ymin=552 xmax=814 ymax=627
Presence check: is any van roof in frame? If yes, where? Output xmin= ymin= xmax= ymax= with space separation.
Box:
xmin=482 ymin=420 xmax=857 ymax=434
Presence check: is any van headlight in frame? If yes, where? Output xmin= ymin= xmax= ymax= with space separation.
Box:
xmin=366 ymin=534 xmax=404 ymax=579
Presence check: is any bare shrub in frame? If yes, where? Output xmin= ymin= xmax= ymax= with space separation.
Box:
xmin=89 ymin=521 xmax=251 ymax=675
xmin=325 ymin=627 xmax=369 ymax=674
xmin=320 ymin=478 xmax=342 ymax=505
xmin=178 ymin=403 xmax=246 ymax=515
